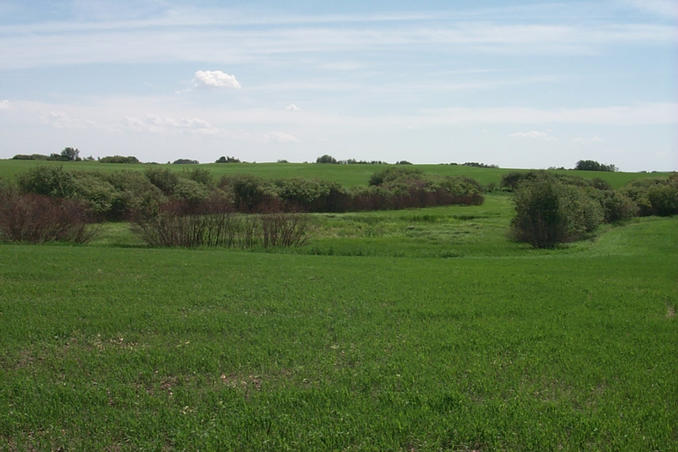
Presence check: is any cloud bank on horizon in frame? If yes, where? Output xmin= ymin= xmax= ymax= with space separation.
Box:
xmin=0 ymin=0 xmax=676 ymax=170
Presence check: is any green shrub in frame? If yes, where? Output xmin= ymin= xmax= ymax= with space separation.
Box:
xmin=173 ymin=178 xmax=210 ymax=204
xmin=369 ymin=166 xmax=423 ymax=186
xmin=145 ymin=168 xmax=180 ymax=195
xmin=18 ymin=166 xmax=77 ymax=198
xmin=185 ymin=168 xmax=213 ymax=186
xmin=647 ymin=184 xmax=678 ymax=216
xmin=72 ymin=173 xmax=116 ymax=217
xmin=597 ymin=190 xmax=637 ymax=223
xmin=220 ymin=175 xmax=279 ymax=212
xmin=99 ymin=155 xmax=139 ymax=164
xmin=105 ymin=171 xmax=165 ymax=220
xmin=511 ymin=180 xmax=604 ymax=248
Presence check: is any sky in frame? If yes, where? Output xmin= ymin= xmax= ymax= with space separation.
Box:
xmin=0 ymin=0 xmax=676 ymax=171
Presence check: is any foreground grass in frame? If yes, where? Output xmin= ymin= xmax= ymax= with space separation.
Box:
xmin=1 ymin=216 xmax=676 ymax=450
xmin=0 ymin=159 xmax=668 ymax=189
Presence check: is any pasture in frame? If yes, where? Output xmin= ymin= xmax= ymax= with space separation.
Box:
xmin=0 ymin=159 xmax=668 ymax=189
xmin=1 ymin=168 xmax=676 ymax=449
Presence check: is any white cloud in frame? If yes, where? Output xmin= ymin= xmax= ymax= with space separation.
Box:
xmin=508 ymin=130 xmax=556 ymax=140
xmin=624 ymin=0 xmax=678 ymax=18
xmin=285 ymin=104 xmax=300 ymax=112
xmin=573 ymin=135 xmax=604 ymax=144
xmin=1 ymin=21 xmax=675 ymax=70
xmin=193 ymin=70 xmax=241 ymax=89
xmin=266 ymin=131 xmax=299 ymax=143
xmin=125 ymin=115 xmax=219 ymax=135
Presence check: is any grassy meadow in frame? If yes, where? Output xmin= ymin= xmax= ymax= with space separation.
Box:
xmin=1 ymin=160 xmax=677 ymax=450
xmin=0 ymin=159 xmax=669 ymax=189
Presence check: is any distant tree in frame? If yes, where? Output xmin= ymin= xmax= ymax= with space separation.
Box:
xmin=59 ymin=147 xmax=81 ymax=161
xmin=396 ymin=160 xmax=412 ymax=165
xmin=172 ymin=159 xmax=199 ymax=165
xmin=100 ymin=155 xmax=140 ymax=164
xmin=575 ymin=160 xmax=617 ymax=172
xmin=316 ymin=154 xmax=338 ymax=164
xmin=216 ymin=156 xmax=240 ymax=163
xmin=462 ymin=162 xmax=498 ymax=168
xmin=12 ymin=154 xmax=49 ymax=160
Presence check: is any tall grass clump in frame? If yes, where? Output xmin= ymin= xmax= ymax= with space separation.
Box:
xmin=0 ymin=188 xmax=96 ymax=244
xmin=133 ymin=202 xmax=307 ymax=248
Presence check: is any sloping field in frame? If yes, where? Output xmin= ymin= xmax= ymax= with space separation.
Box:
xmin=0 ymin=159 xmax=668 ymax=189
xmin=1 ymin=213 xmax=676 ymax=449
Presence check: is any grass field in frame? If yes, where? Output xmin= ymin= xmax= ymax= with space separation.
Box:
xmin=1 ymin=186 xmax=677 ymax=449
xmin=0 ymin=159 xmax=669 ymax=189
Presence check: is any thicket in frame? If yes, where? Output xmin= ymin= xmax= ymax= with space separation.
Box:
xmin=133 ymin=202 xmax=308 ymax=248
xmin=215 ymin=156 xmax=240 ymax=163
xmin=99 ymin=155 xmax=139 ymax=164
xmin=12 ymin=147 xmax=81 ymax=162
xmin=509 ymin=171 xmax=678 ymax=248
xmin=12 ymin=166 xmax=483 ymax=222
xmin=575 ymin=160 xmax=617 ymax=172
xmin=0 ymin=187 xmax=95 ymax=244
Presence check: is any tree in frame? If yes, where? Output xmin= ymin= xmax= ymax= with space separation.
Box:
xmin=60 ymin=147 xmax=81 ymax=161
xmin=575 ymin=160 xmax=616 ymax=172
xmin=216 ymin=156 xmax=240 ymax=163
xmin=316 ymin=154 xmax=337 ymax=164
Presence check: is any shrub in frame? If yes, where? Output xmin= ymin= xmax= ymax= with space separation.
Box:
xmin=99 ymin=155 xmax=140 ymax=164
xmin=647 ymin=184 xmax=678 ymax=216
xmin=18 ymin=166 xmax=77 ymax=198
xmin=72 ymin=173 xmax=117 ymax=218
xmin=145 ymin=168 xmax=180 ymax=195
xmin=104 ymin=171 xmax=165 ymax=220
xmin=173 ymin=178 xmax=210 ymax=204
xmin=369 ymin=167 xmax=423 ymax=186
xmin=261 ymin=213 xmax=308 ymax=247
xmin=511 ymin=180 xmax=603 ymax=248
xmin=173 ymin=159 xmax=199 ymax=165
xmin=511 ymin=180 xmax=567 ymax=248
xmin=622 ymin=175 xmax=678 ymax=216
xmin=133 ymin=209 xmax=307 ymax=249
xmin=185 ymin=168 xmax=213 ymax=186
xmin=0 ymin=190 xmax=95 ymax=243
xmin=596 ymin=190 xmax=637 ymax=223
xmin=220 ymin=175 xmax=279 ymax=212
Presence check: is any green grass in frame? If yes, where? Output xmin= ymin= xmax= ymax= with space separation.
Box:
xmin=0 ymin=159 xmax=670 ymax=189
xmin=1 ymin=187 xmax=677 ymax=449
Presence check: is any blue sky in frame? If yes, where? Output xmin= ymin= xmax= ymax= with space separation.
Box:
xmin=0 ymin=0 xmax=676 ymax=170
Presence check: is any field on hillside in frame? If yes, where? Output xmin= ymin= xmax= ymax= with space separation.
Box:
xmin=0 ymin=159 xmax=669 ymax=189
xmin=1 ymin=179 xmax=677 ymax=449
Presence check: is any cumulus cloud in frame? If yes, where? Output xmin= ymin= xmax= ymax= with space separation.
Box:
xmin=0 ymin=99 xmax=9 ymax=109
xmin=285 ymin=104 xmax=300 ymax=112
xmin=193 ymin=70 xmax=241 ymax=89
xmin=508 ymin=130 xmax=556 ymax=140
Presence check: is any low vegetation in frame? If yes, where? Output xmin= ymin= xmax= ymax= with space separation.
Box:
xmin=0 ymin=189 xmax=95 ymax=243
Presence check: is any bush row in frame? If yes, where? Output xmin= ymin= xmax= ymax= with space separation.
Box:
xmin=0 ymin=188 xmax=95 ymax=244
xmin=510 ymin=172 xmax=677 ymax=248
xmin=13 ymin=166 xmax=484 ymax=220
